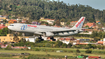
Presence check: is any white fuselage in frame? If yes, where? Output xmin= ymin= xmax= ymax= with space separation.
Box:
xmin=8 ymin=17 xmax=85 ymax=37
xmin=8 ymin=23 xmax=78 ymax=36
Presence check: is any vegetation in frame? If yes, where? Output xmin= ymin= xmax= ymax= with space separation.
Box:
xmin=76 ymin=49 xmax=80 ymax=53
xmin=85 ymin=49 xmax=92 ymax=53
xmin=1 ymin=48 xmax=105 ymax=58
xmin=0 ymin=28 xmax=8 ymax=36
xmin=5 ymin=44 xmax=12 ymax=50
xmin=0 ymin=0 xmax=105 ymax=24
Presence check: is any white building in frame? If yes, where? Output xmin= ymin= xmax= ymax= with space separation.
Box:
xmin=25 ymin=36 xmax=37 ymax=43
xmin=40 ymin=17 xmax=55 ymax=25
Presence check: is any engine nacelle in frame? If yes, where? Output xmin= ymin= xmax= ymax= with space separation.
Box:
xmin=44 ymin=32 xmax=54 ymax=37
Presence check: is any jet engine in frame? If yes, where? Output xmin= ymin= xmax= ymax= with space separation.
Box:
xmin=43 ymin=32 xmax=54 ymax=37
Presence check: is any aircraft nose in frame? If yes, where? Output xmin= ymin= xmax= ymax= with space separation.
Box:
xmin=8 ymin=26 xmax=12 ymax=30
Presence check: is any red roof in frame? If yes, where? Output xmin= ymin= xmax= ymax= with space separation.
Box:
xmin=10 ymin=19 xmax=17 ymax=21
xmin=59 ymin=38 xmax=76 ymax=41
xmin=11 ymin=46 xmax=27 ymax=49
xmin=96 ymin=21 xmax=100 ymax=23
xmin=88 ymin=56 xmax=101 ymax=58
xmin=98 ymin=41 xmax=103 ymax=44
xmin=0 ymin=43 xmax=3 ymax=45
xmin=1 ymin=45 xmax=8 ymax=48
xmin=84 ymin=22 xmax=96 ymax=28
xmin=71 ymin=21 xmax=78 ymax=22
xmin=60 ymin=38 xmax=65 ymax=40
xmin=65 ymin=38 xmax=70 ymax=40
xmin=0 ymin=24 xmax=7 ymax=29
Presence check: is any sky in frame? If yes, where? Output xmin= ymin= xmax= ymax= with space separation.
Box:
xmin=51 ymin=0 xmax=105 ymax=11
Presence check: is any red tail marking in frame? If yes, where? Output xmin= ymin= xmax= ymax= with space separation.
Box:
xmin=76 ymin=17 xmax=84 ymax=27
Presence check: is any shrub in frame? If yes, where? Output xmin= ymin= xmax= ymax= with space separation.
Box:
xmin=45 ymin=43 xmax=51 ymax=47
xmin=85 ymin=49 xmax=92 ymax=53
xmin=76 ymin=49 xmax=80 ymax=53
xmin=34 ymin=48 xmax=40 ymax=51
xmin=5 ymin=45 xmax=12 ymax=50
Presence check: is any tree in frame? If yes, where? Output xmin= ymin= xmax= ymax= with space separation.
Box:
xmin=54 ymin=40 xmax=63 ymax=48
xmin=5 ymin=45 xmax=12 ymax=50
xmin=13 ymin=36 xmax=19 ymax=43
xmin=1 ymin=0 xmax=105 ymax=25
xmin=55 ymin=20 xmax=60 ymax=26
xmin=60 ymin=18 xmax=65 ymax=22
xmin=45 ymin=43 xmax=51 ymax=47
xmin=62 ymin=43 xmax=67 ymax=48
xmin=76 ymin=49 xmax=80 ymax=53
xmin=35 ymin=38 xmax=41 ymax=43
xmin=20 ymin=38 xmax=26 ymax=43
xmin=67 ymin=43 xmax=72 ymax=48
xmin=91 ymin=31 xmax=98 ymax=38
xmin=94 ymin=37 xmax=100 ymax=42
xmin=4 ymin=42 xmax=8 ymax=44
xmin=85 ymin=49 xmax=92 ymax=53
xmin=66 ymin=20 xmax=71 ymax=26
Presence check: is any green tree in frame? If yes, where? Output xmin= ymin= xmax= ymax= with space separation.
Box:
xmin=35 ymin=38 xmax=41 ymax=43
xmin=1 ymin=0 xmax=105 ymax=25
xmin=76 ymin=49 xmax=80 ymax=53
xmin=4 ymin=42 xmax=8 ymax=44
xmin=45 ymin=43 xmax=51 ymax=47
xmin=60 ymin=18 xmax=65 ymax=22
xmin=62 ymin=43 xmax=67 ymax=48
xmin=54 ymin=40 xmax=63 ymax=48
xmin=85 ymin=49 xmax=92 ymax=53
xmin=67 ymin=43 xmax=72 ymax=48
xmin=5 ymin=45 xmax=12 ymax=50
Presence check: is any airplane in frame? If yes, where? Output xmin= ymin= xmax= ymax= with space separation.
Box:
xmin=8 ymin=17 xmax=85 ymax=37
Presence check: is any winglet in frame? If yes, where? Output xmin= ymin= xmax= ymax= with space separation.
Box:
xmin=72 ymin=17 xmax=85 ymax=29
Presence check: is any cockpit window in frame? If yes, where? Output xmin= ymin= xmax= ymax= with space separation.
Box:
xmin=10 ymin=25 xmax=14 ymax=26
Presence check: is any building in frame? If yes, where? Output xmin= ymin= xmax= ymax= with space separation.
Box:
xmin=5 ymin=23 xmax=11 ymax=26
xmin=96 ymin=21 xmax=101 ymax=24
xmin=59 ymin=37 xmax=76 ymax=44
xmin=31 ymin=21 xmax=41 ymax=25
xmin=60 ymin=22 xmax=66 ymax=26
xmin=79 ymin=31 xmax=92 ymax=34
xmin=97 ymin=41 xmax=105 ymax=45
xmin=8 ymin=19 xmax=17 ymax=23
xmin=1 ymin=44 xmax=8 ymax=48
xmin=70 ymin=21 xmax=77 ymax=26
xmin=0 ymin=34 xmax=23 ymax=42
xmin=87 ymin=56 xmax=101 ymax=59
xmin=21 ymin=19 xmax=28 ymax=23
xmin=25 ymin=36 xmax=37 ymax=43
xmin=0 ymin=24 xmax=7 ymax=29
xmin=11 ymin=46 xmax=27 ymax=49
xmin=40 ymin=17 xmax=55 ymax=25
xmin=84 ymin=22 xmax=96 ymax=28
xmin=76 ymin=43 xmax=88 ymax=45
xmin=0 ymin=15 xmax=8 ymax=23
xmin=77 ymin=39 xmax=91 ymax=42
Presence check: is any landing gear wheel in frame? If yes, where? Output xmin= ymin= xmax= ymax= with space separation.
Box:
xmin=50 ymin=37 xmax=56 ymax=41
xmin=43 ymin=32 xmax=46 ymax=37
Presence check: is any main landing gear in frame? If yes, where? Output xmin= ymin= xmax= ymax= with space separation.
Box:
xmin=38 ymin=35 xmax=44 ymax=41
xmin=50 ymin=37 xmax=56 ymax=41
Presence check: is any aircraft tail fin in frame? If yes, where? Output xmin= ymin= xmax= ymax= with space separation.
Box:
xmin=71 ymin=17 xmax=85 ymax=29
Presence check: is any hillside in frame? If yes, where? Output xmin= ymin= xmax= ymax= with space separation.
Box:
xmin=0 ymin=0 xmax=105 ymax=23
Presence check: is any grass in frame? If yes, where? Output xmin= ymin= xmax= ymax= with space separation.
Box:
xmin=73 ymin=37 xmax=93 ymax=39
xmin=0 ymin=48 xmax=105 ymax=58
xmin=0 ymin=57 xmax=21 ymax=59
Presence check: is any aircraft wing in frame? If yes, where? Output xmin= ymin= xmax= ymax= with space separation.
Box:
xmin=50 ymin=29 xmax=79 ymax=33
